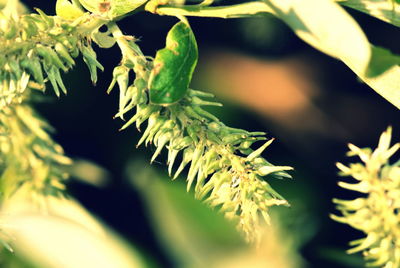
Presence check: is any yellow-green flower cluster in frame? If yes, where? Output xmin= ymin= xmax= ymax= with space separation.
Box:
xmin=0 ymin=7 xmax=103 ymax=108
xmin=332 ymin=127 xmax=400 ymax=267
xmin=0 ymin=105 xmax=71 ymax=200
xmin=108 ymin=28 xmax=293 ymax=242
xmin=0 ymin=3 xmax=85 ymax=251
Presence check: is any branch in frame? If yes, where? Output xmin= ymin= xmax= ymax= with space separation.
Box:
xmin=146 ymin=1 xmax=274 ymax=18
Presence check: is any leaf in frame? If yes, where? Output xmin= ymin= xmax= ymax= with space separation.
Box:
xmin=366 ymin=46 xmax=400 ymax=77
xmin=156 ymin=1 xmax=400 ymax=108
xmin=56 ymin=0 xmax=85 ymax=20
xmin=110 ymin=0 xmax=147 ymax=18
xmin=77 ymin=0 xmax=99 ymax=13
xmin=1 ymin=189 xmax=149 ymax=268
xmin=356 ymin=30 xmax=400 ymax=109
xmin=268 ymin=0 xmax=371 ymax=71
xmin=148 ymin=21 xmax=198 ymax=105
xmin=338 ymin=0 xmax=400 ymax=28
xmin=92 ymin=31 xmax=116 ymax=48
xmin=127 ymin=160 xmax=245 ymax=267
xmin=266 ymin=0 xmax=400 ymax=109
xmin=78 ymin=0 xmax=146 ymax=19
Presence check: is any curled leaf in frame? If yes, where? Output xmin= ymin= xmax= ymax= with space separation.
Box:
xmin=92 ymin=31 xmax=116 ymax=48
xmin=149 ymin=21 xmax=198 ymax=105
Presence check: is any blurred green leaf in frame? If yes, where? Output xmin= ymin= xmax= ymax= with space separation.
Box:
xmin=0 ymin=250 xmax=40 ymax=268
xmin=338 ymin=0 xmax=400 ymax=27
xmin=366 ymin=46 xmax=400 ymax=77
xmin=318 ymin=247 xmax=365 ymax=268
xmin=128 ymin=160 xmax=245 ymax=267
xmin=67 ymin=158 xmax=112 ymax=188
xmin=267 ymin=0 xmax=400 ymax=109
xmin=127 ymin=159 xmax=309 ymax=268
xmin=1 ymin=186 xmax=149 ymax=268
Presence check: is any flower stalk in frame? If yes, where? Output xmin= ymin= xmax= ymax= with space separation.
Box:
xmin=108 ymin=22 xmax=293 ymax=242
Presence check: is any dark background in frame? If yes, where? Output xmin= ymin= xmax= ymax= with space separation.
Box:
xmin=20 ymin=1 xmax=400 ymax=267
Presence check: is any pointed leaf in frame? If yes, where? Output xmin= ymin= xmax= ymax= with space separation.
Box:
xmin=149 ymin=21 xmax=198 ymax=105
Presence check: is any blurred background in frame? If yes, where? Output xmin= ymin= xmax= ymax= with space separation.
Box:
xmin=4 ymin=1 xmax=400 ymax=267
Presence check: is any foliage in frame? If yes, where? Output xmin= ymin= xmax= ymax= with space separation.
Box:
xmin=332 ymin=127 xmax=400 ymax=267
xmin=147 ymin=0 xmax=400 ymax=109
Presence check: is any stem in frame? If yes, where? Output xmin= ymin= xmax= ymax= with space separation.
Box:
xmin=198 ymin=0 xmax=214 ymax=7
xmin=77 ymin=16 xmax=108 ymax=35
xmin=108 ymin=23 xmax=134 ymax=60
xmin=146 ymin=1 xmax=274 ymax=18
xmin=108 ymin=22 xmax=148 ymax=77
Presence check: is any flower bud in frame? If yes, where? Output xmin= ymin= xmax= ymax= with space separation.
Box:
xmin=36 ymin=45 xmax=67 ymax=72
xmin=171 ymin=136 xmax=192 ymax=151
xmin=256 ymin=165 xmax=293 ymax=177
xmin=167 ymin=148 xmax=179 ymax=176
xmin=81 ymin=45 xmax=104 ymax=84
xmin=55 ymin=43 xmax=75 ymax=67
xmin=187 ymin=143 xmax=204 ymax=191
xmin=173 ymin=146 xmax=195 ymax=179
xmin=246 ymin=139 xmax=274 ymax=161
xmin=20 ymin=58 xmax=44 ymax=84
xmin=151 ymin=131 xmax=173 ymax=163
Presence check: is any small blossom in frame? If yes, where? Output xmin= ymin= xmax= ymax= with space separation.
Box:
xmin=332 ymin=127 xmax=400 ymax=267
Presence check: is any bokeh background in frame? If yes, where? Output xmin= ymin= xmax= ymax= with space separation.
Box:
xmin=9 ymin=1 xmax=400 ymax=267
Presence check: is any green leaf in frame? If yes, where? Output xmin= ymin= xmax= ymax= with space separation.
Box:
xmin=110 ymin=0 xmax=147 ymax=18
xmin=1 ymin=190 xmax=149 ymax=268
xmin=338 ymin=0 xmax=400 ymax=28
xmin=362 ymin=46 xmax=400 ymax=110
xmin=149 ymin=21 xmax=198 ymax=105
xmin=155 ymin=1 xmax=400 ymax=108
xmin=266 ymin=0 xmax=400 ymax=109
xmin=56 ymin=0 xmax=85 ymax=20
xmin=128 ymin=160 xmax=245 ymax=267
xmin=92 ymin=31 xmax=116 ymax=48
xmin=77 ymin=0 xmax=98 ymax=14
xmin=78 ymin=0 xmax=146 ymax=19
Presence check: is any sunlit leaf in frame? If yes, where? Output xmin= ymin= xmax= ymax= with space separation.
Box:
xmin=56 ymin=0 xmax=84 ymax=20
xmin=1 ymin=187 xmax=148 ymax=268
xmin=152 ymin=0 xmax=400 ymax=108
xmin=266 ymin=0 xmax=400 ymax=108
